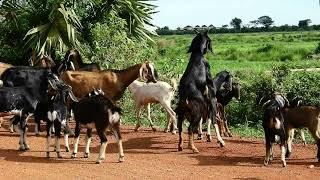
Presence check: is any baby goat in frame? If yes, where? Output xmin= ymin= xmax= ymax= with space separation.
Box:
xmin=128 ymin=79 xmax=177 ymax=134
xmin=71 ymin=89 xmax=124 ymax=164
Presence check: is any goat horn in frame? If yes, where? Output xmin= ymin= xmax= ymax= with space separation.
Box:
xmin=48 ymin=79 xmax=58 ymax=90
xmin=262 ymin=100 xmax=271 ymax=108
xmin=68 ymin=90 xmax=79 ymax=102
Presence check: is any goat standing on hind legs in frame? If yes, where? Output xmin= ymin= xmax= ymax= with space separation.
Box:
xmin=176 ymin=31 xmax=225 ymax=153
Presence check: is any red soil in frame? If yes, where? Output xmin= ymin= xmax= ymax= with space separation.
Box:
xmin=0 ymin=118 xmax=319 ymax=179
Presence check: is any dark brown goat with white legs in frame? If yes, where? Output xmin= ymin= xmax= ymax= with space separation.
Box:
xmin=60 ymin=62 xmax=157 ymax=101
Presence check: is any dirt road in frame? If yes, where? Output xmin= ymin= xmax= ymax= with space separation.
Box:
xmin=0 ymin=120 xmax=319 ymax=179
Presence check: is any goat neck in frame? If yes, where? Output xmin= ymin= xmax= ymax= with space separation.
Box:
xmin=115 ymin=63 xmax=143 ymax=92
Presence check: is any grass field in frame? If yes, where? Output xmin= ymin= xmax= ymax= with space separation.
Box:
xmin=121 ymin=31 xmax=320 ymax=143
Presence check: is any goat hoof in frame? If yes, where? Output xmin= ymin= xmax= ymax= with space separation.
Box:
xmin=24 ymin=146 xmax=30 ymax=151
xmin=118 ymin=156 xmax=125 ymax=162
xmin=264 ymin=160 xmax=269 ymax=166
xmin=269 ymin=155 xmax=274 ymax=161
xmin=219 ymin=141 xmax=225 ymax=147
xmin=192 ymin=149 xmax=200 ymax=154
xmin=46 ymin=152 xmax=50 ymax=158
xmin=71 ymin=153 xmax=77 ymax=158
xmin=206 ymin=135 xmax=212 ymax=142
xmin=282 ymin=163 xmax=287 ymax=167
xmin=96 ymin=160 xmax=102 ymax=164
xmin=152 ymin=127 xmax=157 ymax=132
xmin=164 ymin=129 xmax=169 ymax=133
xmin=171 ymin=130 xmax=177 ymax=135
xmin=84 ymin=153 xmax=89 ymax=158
xmin=228 ymin=133 xmax=233 ymax=137
xmin=66 ymin=148 xmax=70 ymax=152
xmin=285 ymin=151 xmax=291 ymax=158
xmin=134 ymin=125 xmax=140 ymax=132
xmin=178 ymin=147 xmax=183 ymax=151
xmin=197 ymin=134 xmax=203 ymax=140
xmin=18 ymin=146 xmax=26 ymax=151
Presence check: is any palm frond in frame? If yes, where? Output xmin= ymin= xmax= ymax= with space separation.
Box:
xmin=24 ymin=3 xmax=82 ymax=55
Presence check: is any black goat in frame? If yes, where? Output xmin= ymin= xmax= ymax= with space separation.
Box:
xmin=45 ymin=83 xmax=78 ymax=158
xmin=71 ymin=89 xmax=123 ymax=164
xmin=176 ymin=31 xmax=225 ymax=153
xmin=262 ymin=92 xmax=289 ymax=167
xmin=59 ymin=49 xmax=101 ymax=72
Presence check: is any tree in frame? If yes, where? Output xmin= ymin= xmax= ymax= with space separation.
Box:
xmin=230 ymin=17 xmax=242 ymax=32
xmin=249 ymin=20 xmax=259 ymax=27
xmin=183 ymin=25 xmax=193 ymax=31
xmin=258 ymin=16 xmax=274 ymax=29
xmin=298 ymin=19 xmax=312 ymax=28
xmin=0 ymin=0 xmax=158 ymax=63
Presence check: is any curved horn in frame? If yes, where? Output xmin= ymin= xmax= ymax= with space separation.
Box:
xmin=68 ymin=90 xmax=79 ymax=102
xmin=48 ymin=79 xmax=58 ymax=90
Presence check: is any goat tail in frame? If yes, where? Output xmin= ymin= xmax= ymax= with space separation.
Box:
xmin=170 ymin=78 xmax=178 ymax=91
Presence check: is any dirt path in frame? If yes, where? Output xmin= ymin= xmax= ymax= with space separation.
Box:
xmin=0 ymin=120 xmax=319 ymax=180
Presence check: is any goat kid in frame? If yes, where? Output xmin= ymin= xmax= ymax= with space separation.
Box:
xmin=129 ymin=79 xmax=177 ymax=134
xmin=71 ymin=89 xmax=124 ymax=164
xmin=45 ymin=83 xmax=78 ymax=158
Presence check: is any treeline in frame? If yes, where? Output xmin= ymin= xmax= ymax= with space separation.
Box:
xmin=156 ymin=16 xmax=319 ymax=35
xmin=156 ymin=25 xmax=320 ymax=35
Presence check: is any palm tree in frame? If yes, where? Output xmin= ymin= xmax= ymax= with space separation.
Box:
xmin=24 ymin=2 xmax=82 ymax=56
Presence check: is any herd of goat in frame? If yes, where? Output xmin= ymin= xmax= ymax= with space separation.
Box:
xmin=0 ymin=31 xmax=319 ymax=167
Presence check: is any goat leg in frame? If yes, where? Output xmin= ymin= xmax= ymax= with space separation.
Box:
xmin=147 ymin=103 xmax=157 ymax=132
xmin=134 ymin=108 xmax=141 ymax=132
xmin=113 ymin=124 xmax=124 ymax=162
xmin=206 ymin=118 xmax=212 ymax=142
xmin=285 ymin=129 xmax=294 ymax=158
xmin=197 ymin=118 xmax=203 ymax=140
xmin=84 ymin=128 xmax=92 ymax=158
xmin=214 ymin=123 xmax=225 ymax=147
xmin=177 ymin=116 xmax=184 ymax=151
xmin=96 ymin=130 xmax=108 ymax=164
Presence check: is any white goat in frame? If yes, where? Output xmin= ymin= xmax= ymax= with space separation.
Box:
xmin=128 ymin=79 xmax=177 ymax=134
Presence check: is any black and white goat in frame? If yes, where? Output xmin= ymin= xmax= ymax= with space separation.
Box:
xmin=45 ymin=83 xmax=78 ymax=158
xmin=71 ymin=89 xmax=124 ymax=164
xmin=261 ymin=92 xmax=289 ymax=167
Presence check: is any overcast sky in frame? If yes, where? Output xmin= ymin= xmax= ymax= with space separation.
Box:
xmin=151 ymin=0 xmax=320 ymax=29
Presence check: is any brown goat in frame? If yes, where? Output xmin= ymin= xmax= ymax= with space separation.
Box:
xmin=60 ymin=62 xmax=158 ymax=102
xmin=283 ymin=106 xmax=320 ymax=162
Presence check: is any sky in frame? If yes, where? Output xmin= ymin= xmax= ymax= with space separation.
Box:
xmin=151 ymin=0 xmax=320 ymax=29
